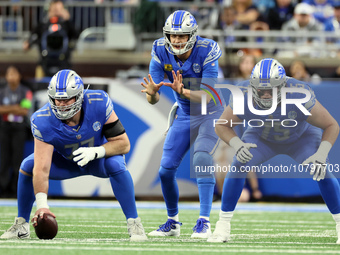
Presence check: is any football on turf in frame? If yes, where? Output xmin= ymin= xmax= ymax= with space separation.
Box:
xmin=34 ymin=214 xmax=58 ymax=239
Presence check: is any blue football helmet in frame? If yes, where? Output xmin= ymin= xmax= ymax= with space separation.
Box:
xmin=250 ymin=58 xmax=286 ymax=109
xmin=48 ymin=69 xmax=84 ymax=120
xmin=163 ymin=10 xmax=198 ymax=55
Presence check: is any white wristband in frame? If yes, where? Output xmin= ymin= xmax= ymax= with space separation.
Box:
xmin=36 ymin=192 xmax=49 ymax=210
xmin=229 ymin=136 xmax=243 ymax=150
xmin=317 ymin=141 xmax=332 ymax=158
xmin=95 ymin=146 xmax=106 ymax=159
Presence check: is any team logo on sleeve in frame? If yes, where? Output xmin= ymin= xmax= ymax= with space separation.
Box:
xmin=164 ymin=64 xmax=173 ymax=71
xmin=193 ymin=63 xmax=201 ymax=73
xmin=92 ymin=121 xmax=101 ymax=132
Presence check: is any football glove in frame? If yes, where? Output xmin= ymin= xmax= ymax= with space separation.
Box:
xmin=164 ymin=102 xmax=178 ymax=136
xmin=302 ymin=141 xmax=332 ymax=181
xmin=73 ymin=146 xmax=106 ymax=167
xmin=229 ymin=136 xmax=257 ymax=164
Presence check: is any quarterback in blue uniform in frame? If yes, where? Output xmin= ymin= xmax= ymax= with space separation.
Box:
xmin=208 ymin=58 xmax=340 ymax=244
xmin=141 ymin=10 xmax=224 ymax=238
xmin=0 ymin=70 xmax=147 ymax=241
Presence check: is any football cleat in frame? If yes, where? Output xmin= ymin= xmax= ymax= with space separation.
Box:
xmin=207 ymin=220 xmax=230 ymax=243
xmin=191 ymin=218 xmax=211 ymax=239
xmin=148 ymin=219 xmax=182 ymax=236
xmin=0 ymin=217 xmax=30 ymax=239
xmin=336 ymin=223 xmax=340 ymax=244
xmin=127 ymin=217 xmax=148 ymax=242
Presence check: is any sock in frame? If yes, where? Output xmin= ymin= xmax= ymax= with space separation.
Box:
xmin=109 ymin=171 xmax=138 ymax=219
xmin=317 ymin=171 xmax=340 ymax=214
xmin=194 ymin=152 xmax=216 ymax=217
xmin=168 ymin=214 xmax=179 ymax=222
xmin=221 ymin=168 xmax=247 ymax=212
xmin=219 ymin=210 xmax=234 ymax=222
xmin=159 ymin=166 xmax=179 ymax=217
xmin=332 ymin=213 xmax=340 ymax=223
xmin=17 ymin=171 xmax=35 ymax=222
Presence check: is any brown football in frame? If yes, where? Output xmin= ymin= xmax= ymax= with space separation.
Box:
xmin=34 ymin=214 xmax=58 ymax=239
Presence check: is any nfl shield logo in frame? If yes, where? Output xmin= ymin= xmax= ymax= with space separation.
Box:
xmin=76 ymin=134 xmax=82 ymax=140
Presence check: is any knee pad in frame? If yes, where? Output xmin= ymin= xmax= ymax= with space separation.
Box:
xmin=20 ymin=154 xmax=34 ymax=175
xmin=193 ymin=151 xmax=215 ymax=179
xmin=159 ymin=166 xmax=176 ymax=182
xmin=193 ymin=151 xmax=213 ymax=167
xmin=104 ymin=156 xmax=126 ymax=177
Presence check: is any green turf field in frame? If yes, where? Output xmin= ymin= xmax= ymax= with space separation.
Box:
xmin=1 ymin=201 xmax=340 ymax=255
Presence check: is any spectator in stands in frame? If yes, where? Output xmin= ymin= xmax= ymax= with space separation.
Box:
xmin=266 ymin=0 xmax=295 ymax=30
xmin=232 ymin=0 xmax=261 ymax=28
xmin=331 ymin=65 xmax=340 ymax=78
xmin=23 ymin=0 xmax=78 ymax=78
xmin=218 ymin=5 xmax=248 ymax=45
xmin=0 ymin=66 xmax=32 ymax=198
xmin=234 ymin=54 xmax=256 ymax=80
xmin=253 ymin=0 xmax=275 ymax=16
xmin=247 ymin=19 xmax=269 ymax=56
xmin=289 ymin=59 xmax=322 ymax=84
xmin=325 ymin=2 xmax=340 ymax=44
xmin=303 ymin=0 xmax=335 ymax=24
xmin=281 ymin=3 xmax=324 ymax=56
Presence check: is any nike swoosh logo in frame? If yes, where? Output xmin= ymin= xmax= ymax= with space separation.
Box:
xmin=18 ymin=232 xmax=29 ymax=238
xmin=209 ymin=111 xmax=217 ymax=115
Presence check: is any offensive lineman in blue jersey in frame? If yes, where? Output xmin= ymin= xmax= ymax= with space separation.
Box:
xmin=0 ymin=70 xmax=147 ymax=241
xmin=208 ymin=58 xmax=340 ymax=244
xmin=140 ymin=10 xmax=224 ymax=238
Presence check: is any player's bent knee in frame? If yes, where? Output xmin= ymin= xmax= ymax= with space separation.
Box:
xmin=20 ymin=154 xmax=34 ymax=175
xmin=104 ymin=156 xmax=127 ymax=176
xmin=193 ymin=151 xmax=213 ymax=167
xmin=159 ymin=166 xmax=176 ymax=181
xmin=19 ymin=169 xmax=32 ymax=177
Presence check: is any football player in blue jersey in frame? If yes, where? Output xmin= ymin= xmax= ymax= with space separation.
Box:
xmin=141 ymin=10 xmax=224 ymax=238
xmin=207 ymin=58 xmax=340 ymax=244
xmin=0 ymin=70 xmax=147 ymax=241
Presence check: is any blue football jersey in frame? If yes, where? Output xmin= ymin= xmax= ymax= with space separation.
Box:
xmin=230 ymin=77 xmax=317 ymax=144
xmin=31 ymin=90 xmax=113 ymax=159
xmin=149 ymin=36 xmax=224 ymax=115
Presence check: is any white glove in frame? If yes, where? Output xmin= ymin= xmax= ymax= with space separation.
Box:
xmin=229 ymin=136 xmax=257 ymax=164
xmin=73 ymin=146 xmax=106 ymax=167
xmin=164 ymin=102 xmax=178 ymax=136
xmin=302 ymin=141 xmax=332 ymax=181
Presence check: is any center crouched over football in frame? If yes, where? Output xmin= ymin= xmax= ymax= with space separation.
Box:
xmin=34 ymin=214 xmax=58 ymax=239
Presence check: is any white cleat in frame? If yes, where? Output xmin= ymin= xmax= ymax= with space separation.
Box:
xmin=127 ymin=217 xmax=148 ymax=242
xmin=336 ymin=223 xmax=340 ymax=244
xmin=0 ymin=217 xmax=30 ymax=239
xmin=191 ymin=218 xmax=211 ymax=239
xmin=148 ymin=219 xmax=182 ymax=237
xmin=207 ymin=220 xmax=230 ymax=243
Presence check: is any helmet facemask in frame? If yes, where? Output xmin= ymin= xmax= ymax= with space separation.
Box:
xmin=163 ymin=10 xmax=198 ymax=55
xmin=48 ymin=70 xmax=84 ymax=120
xmin=250 ymin=58 xmax=286 ymax=109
